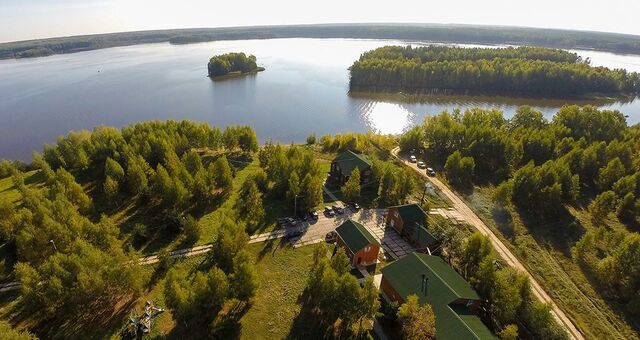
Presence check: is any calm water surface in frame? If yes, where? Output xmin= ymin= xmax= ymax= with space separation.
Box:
xmin=1 ymin=38 xmax=639 ymax=160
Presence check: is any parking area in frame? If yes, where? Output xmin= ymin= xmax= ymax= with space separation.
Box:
xmin=289 ymin=208 xmax=416 ymax=260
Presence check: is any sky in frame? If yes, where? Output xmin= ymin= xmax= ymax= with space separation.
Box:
xmin=1 ymin=0 xmax=640 ymax=43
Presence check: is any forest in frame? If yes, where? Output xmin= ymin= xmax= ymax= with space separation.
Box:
xmin=400 ymin=105 xmax=640 ymax=338
xmin=350 ymin=45 xmax=640 ymax=97
xmin=3 ymin=23 xmax=640 ymax=60
xmin=0 ymin=121 xmax=264 ymax=338
xmin=207 ymin=52 xmax=262 ymax=77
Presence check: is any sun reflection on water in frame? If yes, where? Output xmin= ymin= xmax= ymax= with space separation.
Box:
xmin=359 ymin=101 xmax=415 ymax=135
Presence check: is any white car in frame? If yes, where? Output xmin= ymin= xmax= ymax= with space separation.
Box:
xmin=426 ymin=168 xmax=436 ymax=176
xmin=417 ymin=161 xmax=426 ymax=168
xmin=409 ymin=155 xmax=417 ymax=163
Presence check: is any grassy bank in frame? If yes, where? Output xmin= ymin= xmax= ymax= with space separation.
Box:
xmin=462 ymin=186 xmax=638 ymax=339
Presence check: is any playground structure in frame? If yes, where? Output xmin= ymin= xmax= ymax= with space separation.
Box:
xmin=123 ymin=301 xmax=165 ymax=338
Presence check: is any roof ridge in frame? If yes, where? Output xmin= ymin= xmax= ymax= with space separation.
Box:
xmin=447 ymin=304 xmax=482 ymax=339
xmin=414 ymin=253 xmax=461 ymax=301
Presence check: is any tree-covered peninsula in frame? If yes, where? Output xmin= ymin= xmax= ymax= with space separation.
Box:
xmin=349 ymin=45 xmax=640 ymax=97
xmin=207 ymin=52 xmax=264 ymax=78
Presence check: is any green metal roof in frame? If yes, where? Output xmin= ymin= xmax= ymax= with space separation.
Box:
xmin=405 ymin=222 xmax=438 ymax=248
xmin=335 ymin=219 xmax=380 ymax=253
xmin=393 ymin=204 xmax=427 ymax=226
xmin=333 ymin=150 xmax=372 ymax=176
xmin=381 ymin=253 xmax=495 ymax=340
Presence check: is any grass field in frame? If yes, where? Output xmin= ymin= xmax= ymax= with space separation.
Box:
xmin=462 ymin=186 xmax=639 ymax=340
xmin=240 ymin=242 xmax=315 ymax=339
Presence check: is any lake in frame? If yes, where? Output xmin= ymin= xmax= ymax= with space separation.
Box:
xmin=1 ymin=38 xmax=639 ymax=161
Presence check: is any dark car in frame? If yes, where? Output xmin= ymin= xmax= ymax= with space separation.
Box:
xmin=325 ymin=231 xmax=337 ymax=243
xmin=350 ymin=202 xmax=361 ymax=211
xmin=332 ymin=204 xmax=344 ymax=214
xmin=426 ymin=167 xmax=436 ymax=177
xmin=286 ymin=229 xmax=304 ymax=239
xmin=324 ymin=206 xmax=335 ymax=217
xmin=309 ymin=210 xmax=319 ymax=219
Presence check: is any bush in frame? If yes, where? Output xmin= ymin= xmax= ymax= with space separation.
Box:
xmin=444 ymin=151 xmax=475 ymax=188
xmin=306 ymin=133 xmax=316 ymax=145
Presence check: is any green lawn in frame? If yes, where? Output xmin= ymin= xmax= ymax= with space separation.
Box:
xmin=241 ymin=242 xmax=315 ymax=339
xmin=462 ymin=185 xmax=639 ymax=340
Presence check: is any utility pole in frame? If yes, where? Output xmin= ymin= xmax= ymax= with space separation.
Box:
xmin=294 ymin=194 xmax=304 ymax=217
xmin=49 ymin=239 xmax=57 ymax=252
xmin=421 ymin=182 xmax=429 ymax=202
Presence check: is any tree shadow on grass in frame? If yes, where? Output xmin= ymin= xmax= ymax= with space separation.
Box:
xmin=18 ymin=295 xmax=137 ymax=340
xmin=491 ymin=207 xmax=516 ymax=241
xmin=285 ymin=290 xmax=333 ymax=340
xmin=256 ymin=237 xmax=291 ymax=262
xmin=515 ymin=206 xmax=586 ymax=258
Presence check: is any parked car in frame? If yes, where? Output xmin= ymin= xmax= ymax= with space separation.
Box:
xmin=309 ymin=210 xmax=319 ymax=219
xmin=332 ymin=205 xmax=344 ymax=214
xmin=324 ymin=206 xmax=335 ymax=217
xmin=426 ymin=167 xmax=436 ymax=176
xmin=417 ymin=161 xmax=426 ymax=169
xmin=409 ymin=155 xmax=417 ymax=163
xmin=325 ymin=231 xmax=337 ymax=243
xmin=350 ymin=202 xmax=361 ymax=211
xmin=286 ymin=229 xmax=303 ymax=239
xmin=284 ymin=217 xmax=297 ymax=226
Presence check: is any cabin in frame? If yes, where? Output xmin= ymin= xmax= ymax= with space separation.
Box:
xmin=334 ymin=219 xmax=381 ymax=268
xmin=380 ymin=253 xmax=495 ymax=340
xmin=386 ymin=204 xmax=438 ymax=251
xmin=330 ymin=150 xmax=372 ymax=185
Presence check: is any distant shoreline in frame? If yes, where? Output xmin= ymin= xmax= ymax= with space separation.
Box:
xmin=2 ymin=23 xmax=640 ymax=60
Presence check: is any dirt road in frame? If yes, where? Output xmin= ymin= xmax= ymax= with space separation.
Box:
xmin=392 ymin=147 xmax=585 ymax=340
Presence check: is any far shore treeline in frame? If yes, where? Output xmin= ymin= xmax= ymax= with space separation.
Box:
xmin=349 ymin=45 xmax=640 ymax=97
xmin=207 ymin=52 xmax=261 ymax=77
xmin=4 ymin=24 xmax=640 ymax=59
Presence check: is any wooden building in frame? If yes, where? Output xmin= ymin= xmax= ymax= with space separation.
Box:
xmin=386 ymin=203 xmax=439 ymax=251
xmin=335 ymin=219 xmax=380 ymax=268
xmin=380 ymin=252 xmax=495 ymax=339
xmin=330 ymin=150 xmax=372 ymax=185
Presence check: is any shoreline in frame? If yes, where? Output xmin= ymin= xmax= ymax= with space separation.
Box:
xmin=209 ymin=67 xmax=265 ymax=80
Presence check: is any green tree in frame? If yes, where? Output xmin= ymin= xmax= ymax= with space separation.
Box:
xmin=461 ymin=232 xmax=493 ymax=279
xmin=165 ymin=266 xmax=230 ymax=325
xmin=238 ymin=179 xmax=265 ymax=232
xmin=444 ymin=151 xmax=475 ymax=188
xmin=306 ymin=133 xmax=316 ymax=145
xmin=103 ymin=176 xmax=119 ymax=201
xmin=397 ymin=294 xmax=436 ymax=340
xmin=182 ymin=150 xmax=203 ymax=174
xmin=0 ymin=320 xmax=36 ymax=340
xmin=589 ymin=191 xmax=617 ymax=223
xmin=598 ymin=158 xmax=626 ymax=191
xmin=126 ymin=157 xmax=149 ymax=195
xmin=182 ymin=215 xmax=201 ymax=244
xmin=212 ymin=156 xmax=233 ymax=192
xmin=302 ymin=174 xmax=323 ymax=212
xmin=104 ymin=157 xmax=125 ymax=181
xmin=617 ymin=193 xmax=637 ymax=222
xmin=498 ymin=324 xmax=519 ymax=340
xmin=230 ymin=252 xmax=258 ymax=300
xmin=286 ymin=172 xmax=301 ymax=207
xmin=341 ymin=168 xmax=361 ymax=202
xmin=212 ymin=219 xmax=248 ymax=273
xmin=331 ymin=248 xmax=351 ymax=276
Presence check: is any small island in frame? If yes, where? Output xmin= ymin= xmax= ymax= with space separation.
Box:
xmin=207 ymin=52 xmax=265 ymax=79
xmin=349 ymin=45 xmax=640 ymax=98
